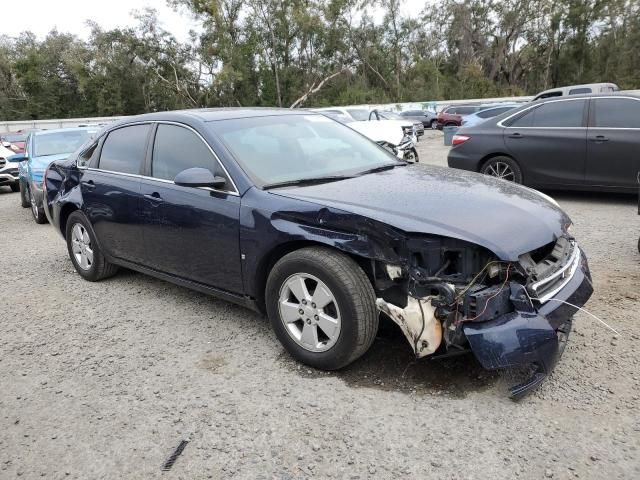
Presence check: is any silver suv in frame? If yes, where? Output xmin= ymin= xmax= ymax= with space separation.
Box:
xmin=0 ymin=143 xmax=20 ymax=192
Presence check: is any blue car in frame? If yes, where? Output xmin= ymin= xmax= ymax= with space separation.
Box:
xmin=16 ymin=128 xmax=97 ymax=223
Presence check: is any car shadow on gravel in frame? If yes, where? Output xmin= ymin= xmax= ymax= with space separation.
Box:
xmin=281 ymin=317 xmax=499 ymax=398
xmin=94 ymin=269 xmax=500 ymax=399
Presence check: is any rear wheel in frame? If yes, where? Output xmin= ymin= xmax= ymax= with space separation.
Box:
xmin=430 ymin=119 xmax=437 ymax=129
xmin=266 ymin=247 xmax=378 ymax=370
xmin=65 ymin=211 xmax=119 ymax=281
xmin=480 ymin=156 xmax=523 ymax=184
xmin=30 ymin=187 xmax=47 ymax=224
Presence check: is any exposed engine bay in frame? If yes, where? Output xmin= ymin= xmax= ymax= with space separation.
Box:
xmin=372 ymin=234 xmax=589 ymax=398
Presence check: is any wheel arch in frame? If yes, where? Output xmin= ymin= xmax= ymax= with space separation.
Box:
xmin=252 ymin=240 xmax=375 ymax=313
xmin=479 ymin=152 xmax=516 ymax=170
xmin=59 ymin=202 xmax=80 ymax=239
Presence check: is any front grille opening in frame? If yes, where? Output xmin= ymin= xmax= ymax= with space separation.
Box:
xmin=528 ymin=240 xmax=556 ymax=263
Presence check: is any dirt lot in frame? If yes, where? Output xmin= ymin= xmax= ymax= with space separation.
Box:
xmin=1 ymin=131 xmax=639 ymax=479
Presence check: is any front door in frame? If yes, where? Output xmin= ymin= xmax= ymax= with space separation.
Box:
xmin=139 ymin=123 xmax=243 ymax=293
xmin=585 ymin=97 xmax=640 ymax=189
xmin=503 ymin=98 xmax=588 ymax=187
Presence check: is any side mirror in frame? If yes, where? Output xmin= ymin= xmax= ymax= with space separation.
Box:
xmin=174 ymin=167 xmax=226 ymax=189
xmin=7 ymin=153 xmax=27 ymax=163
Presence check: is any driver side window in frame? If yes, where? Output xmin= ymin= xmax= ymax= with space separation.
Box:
xmin=151 ymin=124 xmax=224 ymax=182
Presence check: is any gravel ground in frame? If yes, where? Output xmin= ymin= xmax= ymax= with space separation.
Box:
xmin=1 ymin=131 xmax=639 ymax=479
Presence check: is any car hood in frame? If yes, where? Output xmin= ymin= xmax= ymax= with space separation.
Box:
xmin=272 ymin=165 xmax=570 ymax=261
xmin=30 ymin=153 xmax=71 ymax=170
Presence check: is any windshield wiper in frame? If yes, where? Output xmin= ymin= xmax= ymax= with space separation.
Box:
xmin=358 ymin=162 xmax=407 ymax=175
xmin=263 ymin=175 xmax=355 ymax=190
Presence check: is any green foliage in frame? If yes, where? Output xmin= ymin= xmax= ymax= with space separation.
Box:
xmin=0 ymin=0 xmax=638 ymax=120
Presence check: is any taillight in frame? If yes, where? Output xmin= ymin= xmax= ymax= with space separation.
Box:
xmin=451 ymin=134 xmax=470 ymax=146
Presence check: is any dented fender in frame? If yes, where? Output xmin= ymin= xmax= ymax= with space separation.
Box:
xmin=239 ymin=186 xmax=408 ymax=301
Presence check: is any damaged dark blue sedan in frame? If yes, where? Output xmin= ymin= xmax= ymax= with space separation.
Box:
xmin=43 ymin=109 xmax=593 ymax=398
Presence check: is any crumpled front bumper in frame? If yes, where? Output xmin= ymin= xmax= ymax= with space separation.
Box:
xmin=463 ymin=249 xmax=593 ymax=400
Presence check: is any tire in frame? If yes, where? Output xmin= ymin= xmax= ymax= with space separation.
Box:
xmin=430 ymin=119 xmax=437 ymax=129
xmin=10 ymin=182 xmax=19 ymax=193
xmin=65 ymin=211 xmax=119 ymax=281
xmin=480 ymin=156 xmax=523 ymax=184
xmin=404 ymin=148 xmax=419 ymax=163
xmin=19 ymin=182 xmax=29 ymax=208
xmin=29 ymin=187 xmax=47 ymax=224
xmin=266 ymin=247 xmax=378 ymax=370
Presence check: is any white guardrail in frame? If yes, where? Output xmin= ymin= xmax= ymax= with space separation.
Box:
xmin=2 ymin=91 xmax=639 ymax=133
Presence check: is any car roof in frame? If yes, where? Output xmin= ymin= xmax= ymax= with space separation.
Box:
xmin=531 ymin=92 xmax=640 ymax=104
xmin=113 ymin=108 xmax=316 ymax=125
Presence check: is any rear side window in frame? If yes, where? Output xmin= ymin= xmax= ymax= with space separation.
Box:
xmin=99 ymin=124 xmax=150 ymax=174
xmin=78 ymin=143 xmax=98 ymax=167
xmin=509 ymin=100 xmax=585 ymax=128
xmin=569 ymin=87 xmax=591 ymax=95
xmin=151 ymin=124 xmax=221 ymax=182
xmin=592 ymin=98 xmax=640 ymax=128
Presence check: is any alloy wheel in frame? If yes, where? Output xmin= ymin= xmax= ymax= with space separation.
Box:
xmin=486 ymin=161 xmax=516 ymax=181
xmin=278 ymin=273 xmax=341 ymax=352
xmin=70 ymin=223 xmax=94 ymax=270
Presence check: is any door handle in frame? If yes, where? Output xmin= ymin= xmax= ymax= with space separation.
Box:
xmin=508 ymin=132 xmax=523 ymax=139
xmin=589 ymin=135 xmax=609 ymax=143
xmin=81 ymin=180 xmax=95 ymax=190
xmin=144 ymin=192 xmax=163 ymax=204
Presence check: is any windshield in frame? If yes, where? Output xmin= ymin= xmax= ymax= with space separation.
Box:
xmin=346 ymin=109 xmax=370 ymax=121
xmin=321 ymin=112 xmax=355 ymax=124
xmin=3 ymin=134 xmax=26 ymax=143
xmin=33 ymin=130 xmax=96 ymax=157
xmin=212 ymin=114 xmax=399 ymax=187
xmin=379 ymin=111 xmax=403 ymax=120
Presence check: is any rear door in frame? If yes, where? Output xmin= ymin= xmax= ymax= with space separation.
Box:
xmin=139 ymin=123 xmax=243 ymax=292
xmin=585 ymin=97 xmax=640 ymax=189
xmin=503 ymin=98 xmax=588 ymax=187
xmin=80 ymin=124 xmax=151 ymax=263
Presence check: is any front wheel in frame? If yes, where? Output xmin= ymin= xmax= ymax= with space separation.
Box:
xmin=10 ymin=183 xmax=19 ymax=193
xmin=266 ymin=247 xmax=378 ymax=370
xmin=65 ymin=211 xmax=119 ymax=281
xmin=19 ymin=182 xmax=29 ymax=208
xmin=480 ymin=156 xmax=523 ymax=184
xmin=404 ymin=148 xmax=419 ymax=163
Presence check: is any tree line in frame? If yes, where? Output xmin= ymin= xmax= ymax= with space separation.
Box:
xmin=0 ymin=0 xmax=638 ymax=121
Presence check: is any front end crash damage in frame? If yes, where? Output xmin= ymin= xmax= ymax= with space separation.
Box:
xmin=372 ymin=234 xmax=594 ymax=399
